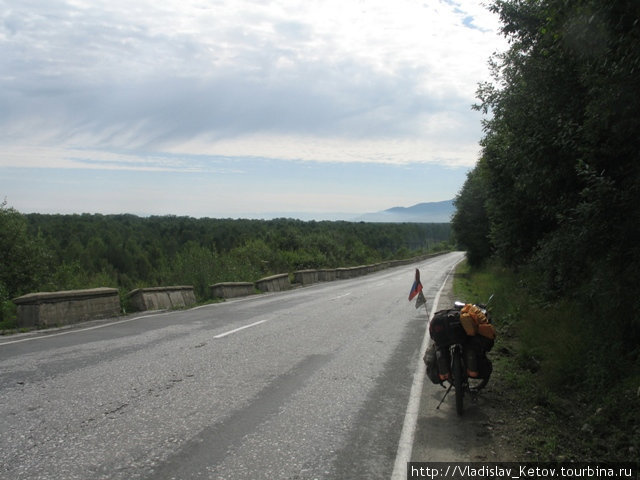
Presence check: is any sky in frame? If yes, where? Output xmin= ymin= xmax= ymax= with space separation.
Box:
xmin=0 ymin=0 xmax=507 ymax=220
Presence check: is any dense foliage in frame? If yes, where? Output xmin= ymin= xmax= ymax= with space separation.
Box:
xmin=453 ymin=0 xmax=640 ymax=381
xmin=455 ymin=262 xmax=639 ymax=461
xmin=0 ymin=201 xmax=51 ymax=322
xmin=0 ymin=204 xmax=451 ymax=321
xmin=450 ymin=167 xmax=491 ymax=267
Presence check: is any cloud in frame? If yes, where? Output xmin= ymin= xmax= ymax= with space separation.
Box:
xmin=0 ymin=0 xmax=506 ymax=170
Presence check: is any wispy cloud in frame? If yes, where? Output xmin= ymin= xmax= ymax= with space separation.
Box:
xmin=0 ymin=0 xmax=504 ymax=167
xmin=0 ymin=0 xmax=506 ymax=216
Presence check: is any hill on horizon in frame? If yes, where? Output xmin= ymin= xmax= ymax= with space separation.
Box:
xmin=353 ymin=199 xmax=454 ymax=223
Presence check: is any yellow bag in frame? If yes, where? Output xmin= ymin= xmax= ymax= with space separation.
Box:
xmin=460 ymin=312 xmax=478 ymax=336
xmin=477 ymin=323 xmax=496 ymax=340
xmin=460 ymin=304 xmax=492 ymax=337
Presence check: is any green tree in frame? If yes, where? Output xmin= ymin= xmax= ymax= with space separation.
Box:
xmin=0 ymin=200 xmax=52 ymax=297
xmin=20 ymin=213 xmax=452 ymax=302
xmin=0 ymin=200 xmax=52 ymax=322
xmin=171 ymin=242 xmax=220 ymax=299
xmin=473 ymin=0 xmax=640 ymax=343
xmin=451 ymin=165 xmax=492 ymax=266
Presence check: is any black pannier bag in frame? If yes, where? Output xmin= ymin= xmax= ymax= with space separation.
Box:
xmin=467 ymin=335 xmax=494 ymax=380
xmin=423 ymin=343 xmax=441 ymax=384
xmin=429 ymin=309 xmax=467 ymax=347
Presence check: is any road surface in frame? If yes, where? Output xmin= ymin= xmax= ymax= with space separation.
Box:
xmin=0 ymin=252 xmax=465 ymax=480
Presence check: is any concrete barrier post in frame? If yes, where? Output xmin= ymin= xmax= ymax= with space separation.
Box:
xmin=210 ymin=282 xmax=255 ymax=299
xmin=318 ymin=269 xmax=337 ymax=282
xmin=293 ymin=270 xmax=319 ymax=285
xmin=127 ymin=286 xmax=196 ymax=312
xmin=13 ymin=287 xmax=121 ymax=328
xmin=255 ymin=273 xmax=290 ymax=293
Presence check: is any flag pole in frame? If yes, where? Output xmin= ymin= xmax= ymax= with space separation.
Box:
xmin=423 ymin=294 xmax=429 ymax=317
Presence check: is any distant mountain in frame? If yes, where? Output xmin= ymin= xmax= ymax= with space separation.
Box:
xmin=353 ymin=200 xmax=455 ymax=223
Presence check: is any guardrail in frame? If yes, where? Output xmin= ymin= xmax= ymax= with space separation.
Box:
xmin=13 ymin=287 xmax=121 ymax=328
xmin=10 ymin=252 xmax=452 ymax=326
xmin=210 ymin=282 xmax=255 ymax=299
xmin=293 ymin=270 xmax=319 ymax=285
xmin=127 ymin=286 xmax=196 ymax=312
xmin=209 ymin=252 xmax=447 ymax=300
xmin=317 ymin=269 xmax=337 ymax=282
xmin=254 ymin=273 xmax=291 ymax=293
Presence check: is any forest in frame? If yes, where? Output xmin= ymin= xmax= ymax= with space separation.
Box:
xmin=451 ymin=0 xmax=639 ymax=435
xmin=0 ymin=203 xmax=451 ymax=326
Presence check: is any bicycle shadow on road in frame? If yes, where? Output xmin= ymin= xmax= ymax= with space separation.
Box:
xmin=411 ymin=384 xmax=497 ymax=461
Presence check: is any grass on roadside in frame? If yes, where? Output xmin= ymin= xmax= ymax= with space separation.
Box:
xmin=453 ymin=259 xmax=640 ymax=462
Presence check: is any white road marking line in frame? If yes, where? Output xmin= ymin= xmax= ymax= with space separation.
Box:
xmin=331 ymin=292 xmax=352 ymax=300
xmin=391 ymin=258 xmax=463 ymax=480
xmin=213 ymin=319 xmax=269 ymax=339
xmin=0 ymin=311 xmax=173 ymax=346
xmin=0 ymin=297 xmax=265 ymax=347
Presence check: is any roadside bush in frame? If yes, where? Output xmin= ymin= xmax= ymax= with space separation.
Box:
xmin=454 ymin=259 xmax=639 ymax=461
xmin=0 ymin=200 xmax=52 ymax=298
xmin=0 ymin=281 xmax=17 ymax=330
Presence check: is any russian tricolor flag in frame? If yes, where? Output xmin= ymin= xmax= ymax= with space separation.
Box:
xmin=408 ymin=268 xmax=423 ymax=301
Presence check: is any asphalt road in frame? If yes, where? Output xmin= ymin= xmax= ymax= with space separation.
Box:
xmin=0 ymin=251 xmax=465 ymax=480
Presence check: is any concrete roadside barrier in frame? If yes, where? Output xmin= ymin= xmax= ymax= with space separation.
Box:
xmin=13 ymin=287 xmax=121 ymax=328
xmin=127 ymin=286 xmax=196 ymax=312
xmin=335 ymin=267 xmax=351 ymax=280
xmin=210 ymin=282 xmax=255 ymax=299
xmin=293 ymin=270 xmax=319 ymax=286
xmin=318 ymin=269 xmax=337 ymax=282
xmin=255 ymin=273 xmax=290 ymax=292
xmin=10 ymin=252 xmax=452 ymax=330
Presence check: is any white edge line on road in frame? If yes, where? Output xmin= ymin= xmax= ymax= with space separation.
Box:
xmin=213 ymin=319 xmax=269 ymax=339
xmin=391 ymin=258 xmax=463 ymax=480
xmin=0 ymin=311 xmax=174 ymax=347
xmin=0 ymin=295 xmax=263 ymax=347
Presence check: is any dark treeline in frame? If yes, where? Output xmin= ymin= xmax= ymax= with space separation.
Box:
xmin=0 ymin=203 xmax=451 ymax=323
xmin=452 ymin=0 xmax=639 ymax=387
